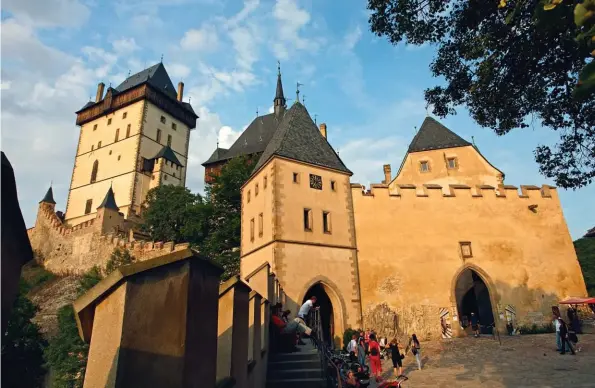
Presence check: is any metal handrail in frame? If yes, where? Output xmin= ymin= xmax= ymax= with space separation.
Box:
xmin=309 ymin=310 xmax=342 ymax=388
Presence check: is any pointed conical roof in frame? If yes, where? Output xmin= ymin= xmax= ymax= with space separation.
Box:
xmin=274 ymin=69 xmax=285 ymax=104
xmin=97 ymin=187 xmax=119 ymax=211
xmin=252 ymin=102 xmax=351 ymax=175
xmin=153 ymin=145 xmax=184 ymax=167
xmin=40 ymin=186 xmax=56 ymax=204
xmin=408 ymin=117 xmax=471 ymax=153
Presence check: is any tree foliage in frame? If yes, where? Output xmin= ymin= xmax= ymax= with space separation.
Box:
xmin=1 ymin=281 xmax=47 ymax=388
xmin=368 ymin=0 xmax=595 ymax=189
xmin=575 ymin=236 xmax=595 ymax=295
xmin=142 ymin=185 xmax=211 ymax=244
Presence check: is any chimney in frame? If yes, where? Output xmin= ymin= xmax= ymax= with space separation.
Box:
xmin=383 ymin=164 xmax=391 ymax=184
xmin=95 ymin=82 xmax=105 ymax=102
xmin=319 ymin=123 xmax=327 ymax=139
xmin=177 ymin=82 xmax=184 ymax=102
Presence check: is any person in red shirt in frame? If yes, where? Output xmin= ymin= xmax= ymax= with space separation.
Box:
xmin=368 ymin=333 xmax=383 ymax=382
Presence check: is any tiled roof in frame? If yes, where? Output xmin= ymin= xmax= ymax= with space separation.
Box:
xmin=202 ymin=113 xmax=283 ymax=166
xmin=408 ymin=117 xmax=471 ymax=152
xmin=116 ymin=63 xmax=177 ymax=100
xmin=40 ymin=186 xmax=56 ymax=204
xmin=202 ymin=148 xmax=229 ymax=165
xmin=153 ymin=145 xmax=184 ymax=167
xmin=97 ymin=187 xmax=119 ymax=211
xmin=251 ymin=102 xmax=351 ymax=175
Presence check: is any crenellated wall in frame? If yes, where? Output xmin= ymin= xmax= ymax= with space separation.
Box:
xmin=28 ymin=203 xmax=188 ymax=274
xmin=351 ymin=182 xmax=587 ymax=339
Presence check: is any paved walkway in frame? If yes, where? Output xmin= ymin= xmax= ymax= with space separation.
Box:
xmin=372 ymin=334 xmax=595 ymax=387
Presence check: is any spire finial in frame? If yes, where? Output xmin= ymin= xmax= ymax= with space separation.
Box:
xmin=189 ymin=96 xmax=192 ymax=103
xmin=217 ymin=137 xmax=219 ymax=148
xmin=471 ymin=136 xmax=476 ymax=147
xmin=256 ymin=107 xmax=259 ymax=117
xmin=160 ymin=54 xmax=164 ymax=63
xmin=314 ymin=114 xmax=318 ymax=124
xmin=127 ymin=69 xmax=131 ymax=77
xmin=425 ymin=103 xmax=430 ymax=116
xmin=296 ymin=82 xmax=303 ymax=102
xmin=277 ymin=60 xmax=281 ymax=76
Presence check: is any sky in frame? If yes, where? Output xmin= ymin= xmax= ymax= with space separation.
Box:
xmin=1 ymin=0 xmax=593 ymax=240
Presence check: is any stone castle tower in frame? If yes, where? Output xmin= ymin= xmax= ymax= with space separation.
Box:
xmin=65 ymin=63 xmax=197 ymax=225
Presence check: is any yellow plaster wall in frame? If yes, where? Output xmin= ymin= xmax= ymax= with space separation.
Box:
xmin=392 ymin=145 xmax=503 ymax=189
xmin=241 ymin=164 xmax=275 ymax=256
xmin=352 ymin=183 xmax=587 ymax=338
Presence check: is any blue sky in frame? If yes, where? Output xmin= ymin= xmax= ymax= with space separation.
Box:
xmin=1 ymin=0 xmax=593 ymax=239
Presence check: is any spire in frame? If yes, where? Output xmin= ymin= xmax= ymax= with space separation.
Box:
xmin=40 ymin=185 xmax=56 ymax=205
xmin=97 ymin=186 xmax=119 ymax=211
xmin=273 ymin=61 xmax=286 ymax=117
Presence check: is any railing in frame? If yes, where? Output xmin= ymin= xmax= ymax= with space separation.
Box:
xmin=309 ymin=310 xmax=342 ymax=388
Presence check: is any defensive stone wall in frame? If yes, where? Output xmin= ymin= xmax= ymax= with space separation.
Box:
xmin=351 ymin=182 xmax=587 ymax=339
xmin=28 ymin=203 xmax=187 ymax=274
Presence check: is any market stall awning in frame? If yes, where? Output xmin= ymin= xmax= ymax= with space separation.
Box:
xmin=559 ymin=297 xmax=595 ymax=304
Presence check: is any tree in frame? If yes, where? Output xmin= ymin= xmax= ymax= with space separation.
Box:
xmin=1 ymin=281 xmax=47 ymax=388
xmin=142 ymin=185 xmax=211 ymax=245
xmin=203 ymin=156 xmax=254 ymax=280
xmin=367 ymin=0 xmax=595 ymax=189
xmin=574 ymin=235 xmax=595 ymax=295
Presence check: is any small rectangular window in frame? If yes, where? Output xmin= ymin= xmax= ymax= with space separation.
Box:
xmin=172 ymin=122 xmax=177 ymax=130
xmin=160 ymin=116 xmax=166 ymax=124
xmin=323 ymin=211 xmax=331 ymax=234
xmin=247 ymin=190 xmax=251 ymax=203
xmin=303 ymin=208 xmax=312 ymax=231
xmin=258 ymin=213 xmax=263 ymax=237
xmin=115 ymin=128 xmax=120 ymax=142
xmin=293 ymin=173 xmax=299 ymax=183
xmin=447 ymin=157 xmax=458 ymax=169
xmin=164 ymin=174 xmax=168 ymax=180
xmin=264 ymin=176 xmax=268 ymax=188
xmin=107 ymin=118 xmax=112 ymax=125
xmin=255 ymin=183 xmax=259 ymax=196
xmin=167 ymin=134 xmax=172 ymax=147
xmin=91 ymin=145 xmax=94 ymax=151
xmin=250 ymin=218 xmax=255 ymax=241
xmin=156 ymin=129 xmax=162 ymax=144
xmin=93 ymin=124 xmax=98 ymax=131
xmin=126 ymin=124 xmax=131 ymax=138
xmin=85 ymin=199 xmax=93 ymax=214
xmin=122 ymin=112 xmax=127 ymax=119
xmin=331 ymin=180 xmax=336 ymax=191
xmin=420 ymin=161 xmax=430 ymax=172
xmin=98 ymin=141 xmax=102 ymax=148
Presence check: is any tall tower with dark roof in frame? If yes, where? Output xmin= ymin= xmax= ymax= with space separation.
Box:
xmin=273 ymin=63 xmax=286 ymax=117
xmin=64 ymin=63 xmax=198 ymax=226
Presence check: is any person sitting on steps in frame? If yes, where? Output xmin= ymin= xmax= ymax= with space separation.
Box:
xmin=296 ymin=296 xmax=318 ymax=344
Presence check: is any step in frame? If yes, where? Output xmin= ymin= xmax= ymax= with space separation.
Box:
xmin=268 ymin=359 xmax=321 ymax=371
xmin=268 ymin=368 xmax=323 ymax=380
xmin=266 ymin=377 xmax=326 ymax=388
xmin=270 ymin=351 xmax=320 ymax=363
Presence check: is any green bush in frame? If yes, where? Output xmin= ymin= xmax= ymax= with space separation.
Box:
xmin=342 ymin=328 xmax=361 ymax=350
xmin=105 ymin=247 xmax=135 ymax=276
xmin=518 ymin=322 xmax=555 ymax=335
xmin=21 ymin=260 xmax=56 ymax=290
xmin=1 ymin=281 xmax=47 ymax=388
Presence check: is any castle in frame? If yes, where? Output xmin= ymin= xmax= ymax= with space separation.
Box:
xmin=28 ymin=63 xmax=587 ymax=342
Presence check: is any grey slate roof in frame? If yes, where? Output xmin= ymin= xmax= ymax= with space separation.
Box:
xmin=408 ymin=117 xmax=471 ymax=152
xmin=251 ymin=102 xmax=351 ymax=175
xmin=40 ymin=186 xmax=56 ymax=204
xmin=116 ymin=63 xmax=177 ymax=100
xmin=202 ymin=113 xmax=283 ymax=166
xmin=153 ymin=145 xmax=184 ymax=167
xmin=97 ymin=187 xmax=119 ymax=211
xmin=203 ymin=148 xmax=229 ymax=165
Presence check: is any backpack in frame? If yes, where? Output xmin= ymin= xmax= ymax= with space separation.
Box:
xmin=370 ymin=344 xmax=379 ymax=357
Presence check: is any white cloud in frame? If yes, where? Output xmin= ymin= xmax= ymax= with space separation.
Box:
xmin=168 ymin=63 xmax=191 ymax=79
xmin=180 ymin=25 xmax=219 ymax=51
xmin=112 ymin=37 xmax=140 ymax=54
xmin=344 ymin=26 xmax=362 ymax=51
xmin=272 ymin=0 xmax=321 ymax=59
xmin=268 ymin=105 xmax=274 ymax=114
xmin=2 ymin=0 xmax=90 ymax=28
xmin=219 ymin=126 xmax=242 ymax=148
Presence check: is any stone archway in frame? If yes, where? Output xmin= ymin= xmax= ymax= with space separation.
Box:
xmin=298 ymin=276 xmax=347 ymax=347
xmin=450 ymin=264 xmax=500 ymax=337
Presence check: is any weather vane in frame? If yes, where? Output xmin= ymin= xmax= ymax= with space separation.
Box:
xmin=277 ymin=60 xmax=281 ymax=75
xmin=296 ymin=82 xmax=303 ymax=102
xmin=314 ymin=114 xmax=318 ymax=124
xmin=302 ymin=95 xmax=306 ymax=106
xmin=160 ymin=54 xmax=164 ymax=63
xmin=256 ymin=107 xmax=259 ymax=117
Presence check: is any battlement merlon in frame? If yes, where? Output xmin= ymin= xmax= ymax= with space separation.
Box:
xmin=351 ymin=183 xmax=558 ymax=201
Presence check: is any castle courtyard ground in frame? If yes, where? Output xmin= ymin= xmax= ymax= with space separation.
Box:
xmin=374 ymin=333 xmax=595 ymax=387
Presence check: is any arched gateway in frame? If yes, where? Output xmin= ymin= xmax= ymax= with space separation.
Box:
xmin=453 ymin=266 xmax=497 ymax=335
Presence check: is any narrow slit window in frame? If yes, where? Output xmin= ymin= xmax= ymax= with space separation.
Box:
xmin=107 ymin=118 xmax=112 ymax=125
xmin=126 ymin=124 xmax=131 ymax=138
xmin=330 ymin=180 xmax=336 ymax=191
xmin=156 ymin=129 xmax=162 ymax=144
xmin=264 ymin=175 xmax=268 ymax=188
xmin=258 ymin=213 xmax=263 ymax=237
xmin=93 ymin=124 xmax=98 ymax=131
xmin=98 ymin=141 xmax=102 ymax=148
xmin=167 ymin=134 xmax=172 ymax=147
xmin=115 ymin=128 xmax=120 ymax=142
xmin=255 ymin=183 xmax=259 ymax=196
xmin=250 ymin=218 xmax=255 ymax=241
xmin=323 ymin=211 xmax=331 ymax=234
xmin=247 ymin=190 xmax=251 ymax=203
xmin=172 ymin=122 xmax=177 ymax=130
xmin=122 ymin=112 xmax=127 ymax=119
xmin=85 ymin=199 xmax=93 ymax=214
xmin=303 ymin=208 xmax=312 ymax=231
xmin=293 ymin=173 xmax=299 ymax=183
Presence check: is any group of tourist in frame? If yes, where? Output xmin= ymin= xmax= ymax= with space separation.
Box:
xmin=269 ymin=296 xmax=318 ymax=352
xmin=347 ymin=329 xmax=422 ymax=383
xmin=553 ymin=307 xmax=581 ymax=355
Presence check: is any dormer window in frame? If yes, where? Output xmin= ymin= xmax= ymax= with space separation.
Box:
xmin=107 ymin=118 xmax=112 ymax=125
xmin=447 ymin=157 xmax=458 ymax=170
xmin=160 ymin=116 xmax=166 ymax=124
xmin=420 ymin=161 xmax=430 ymax=173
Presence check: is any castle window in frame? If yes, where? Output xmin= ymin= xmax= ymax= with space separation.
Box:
xmin=98 ymin=141 xmax=102 ymax=148
xmin=250 ymin=218 xmax=255 ymax=242
xmin=309 ymin=174 xmax=322 ymax=190
xmin=115 ymin=128 xmax=120 ymax=142
xmin=303 ymin=208 xmax=312 ymax=231
xmin=293 ymin=173 xmax=299 ymax=184
xmin=126 ymin=124 xmax=131 ymax=138
xmin=459 ymin=241 xmax=473 ymax=259
xmin=90 ymin=160 xmax=99 ymax=183
xmin=447 ymin=157 xmax=458 ymax=170
xmin=93 ymin=124 xmax=98 ymax=131
xmin=107 ymin=118 xmax=112 ymax=125
xmin=109 ymin=150 xmax=112 ymax=155
xmin=118 ymin=155 xmax=121 ymax=161
xmin=122 ymin=112 xmax=127 ymax=119
xmin=172 ymin=122 xmax=177 ymax=130
xmin=264 ymin=176 xmax=268 ymax=188
xmin=247 ymin=190 xmax=251 ymax=203
xmin=258 ymin=213 xmax=263 ymax=237
xmin=167 ymin=134 xmax=172 ymax=147
xmin=164 ymin=175 xmax=168 ymax=180
xmin=160 ymin=116 xmax=166 ymax=124
xmin=323 ymin=211 xmax=331 ymax=234
xmin=419 ymin=161 xmax=430 ymax=173
xmin=85 ymin=199 xmax=93 ymax=215
xmin=156 ymin=129 xmax=162 ymax=144
xmin=91 ymin=145 xmax=94 ymax=151
xmin=255 ymin=183 xmax=259 ymax=196
xmin=330 ymin=180 xmax=336 ymax=191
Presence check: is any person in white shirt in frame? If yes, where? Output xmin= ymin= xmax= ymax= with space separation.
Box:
xmin=298 ymin=296 xmax=318 ymax=319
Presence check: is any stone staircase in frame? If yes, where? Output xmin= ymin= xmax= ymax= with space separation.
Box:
xmin=266 ymin=341 xmax=325 ymax=388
